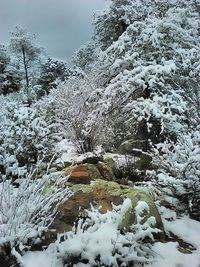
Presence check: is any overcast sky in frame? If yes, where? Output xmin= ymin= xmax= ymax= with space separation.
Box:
xmin=0 ymin=0 xmax=107 ymax=60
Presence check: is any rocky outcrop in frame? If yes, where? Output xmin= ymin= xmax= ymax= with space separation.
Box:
xmin=50 ymin=178 xmax=164 ymax=236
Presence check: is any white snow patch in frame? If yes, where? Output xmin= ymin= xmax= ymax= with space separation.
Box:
xmin=146 ymin=241 xmax=200 ymax=267
xmin=146 ymin=215 xmax=200 ymax=267
xmin=56 ymin=139 xmax=77 ymax=162
xmin=57 ymin=139 xmax=103 ymax=164
xmin=164 ymin=216 xmax=200 ymax=249
xmin=22 ymin=251 xmax=63 ymax=267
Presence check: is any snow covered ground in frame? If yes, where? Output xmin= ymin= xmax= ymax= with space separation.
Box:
xmin=22 ymin=251 xmax=63 ymax=267
xmin=146 ymin=216 xmax=200 ymax=267
xmin=20 ymin=211 xmax=200 ymax=267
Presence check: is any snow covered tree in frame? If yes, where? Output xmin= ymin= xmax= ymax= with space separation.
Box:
xmin=0 ymin=45 xmax=9 ymax=73
xmin=72 ymin=41 xmax=100 ymax=70
xmin=93 ymin=0 xmax=130 ymax=50
xmin=92 ymin=0 xmax=200 ymax=152
xmin=0 ymin=66 xmax=21 ymax=96
xmin=0 ymin=45 xmax=21 ymax=95
xmin=9 ymin=27 xmax=42 ymax=96
xmin=37 ymin=57 xmax=71 ymax=97
xmin=93 ymin=0 xmax=175 ymax=51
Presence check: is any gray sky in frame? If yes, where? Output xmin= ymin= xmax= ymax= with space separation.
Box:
xmin=0 ymin=0 xmax=107 ymax=60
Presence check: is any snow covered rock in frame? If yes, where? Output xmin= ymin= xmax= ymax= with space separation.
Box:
xmin=50 ymin=179 xmax=164 ymax=239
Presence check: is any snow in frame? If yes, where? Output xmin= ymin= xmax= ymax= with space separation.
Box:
xmin=164 ymin=216 xmax=200 ymax=249
xmin=57 ymin=199 xmax=140 ymax=266
xmin=57 ymin=139 xmax=78 ymax=162
xmin=147 ymin=241 xmax=200 ymax=267
xmin=144 ymin=212 xmax=200 ymax=267
xmin=57 ymin=139 xmax=103 ymax=163
xmin=22 ymin=251 xmax=63 ymax=267
xmin=21 ymin=209 xmax=200 ymax=267
xmin=105 ymin=152 xmax=140 ymax=167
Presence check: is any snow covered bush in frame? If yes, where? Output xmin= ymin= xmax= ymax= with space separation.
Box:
xmin=47 ymin=73 xmax=105 ymax=153
xmin=0 ymin=171 xmax=72 ymax=248
xmin=151 ymin=129 xmax=200 ymax=220
xmin=0 ymin=96 xmax=58 ymax=180
xmin=54 ymin=199 xmax=160 ymax=266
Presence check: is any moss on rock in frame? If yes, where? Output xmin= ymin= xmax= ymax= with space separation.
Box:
xmin=51 ymin=179 xmax=163 ymax=237
xmin=104 ymin=157 xmax=116 ymax=170
xmin=97 ymin=161 xmax=116 ymax=181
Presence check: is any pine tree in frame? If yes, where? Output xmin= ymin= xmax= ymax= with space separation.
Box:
xmin=9 ymin=27 xmax=42 ymax=97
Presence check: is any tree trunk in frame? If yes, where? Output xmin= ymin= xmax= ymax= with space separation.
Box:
xmin=22 ymin=46 xmax=32 ymax=105
xmin=22 ymin=46 xmax=29 ymax=89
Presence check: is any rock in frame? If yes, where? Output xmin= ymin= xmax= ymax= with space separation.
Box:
xmin=65 ymin=163 xmax=116 ymax=184
xmin=97 ymin=161 xmax=115 ymax=181
xmin=86 ymin=163 xmax=105 ymax=180
xmin=65 ymin=164 xmax=92 ymax=184
xmin=50 ymin=179 xmax=164 ymax=237
xmin=118 ymin=140 xmax=134 ymax=154
xmin=82 ymin=156 xmax=103 ymax=164
xmin=103 ymin=157 xmax=116 ymax=170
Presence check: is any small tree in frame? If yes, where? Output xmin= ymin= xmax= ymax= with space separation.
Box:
xmin=47 ymin=73 xmax=104 ymax=153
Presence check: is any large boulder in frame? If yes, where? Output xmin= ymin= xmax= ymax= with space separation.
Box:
xmin=50 ymin=179 xmax=164 ymax=236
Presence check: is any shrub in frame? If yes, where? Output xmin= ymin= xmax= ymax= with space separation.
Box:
xmin=0 ymin=170 xmax=72 ymax=249
xmin=54 ymin=199 xmax=159 ymax=266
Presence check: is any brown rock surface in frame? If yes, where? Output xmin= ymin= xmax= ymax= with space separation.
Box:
xmin=66 ymin=165 xmax=91 ymax=184
xmin=65 ymin=162 xmax=116 ymax=184
xmin=50 ymin=179 xmax=163 ymax=236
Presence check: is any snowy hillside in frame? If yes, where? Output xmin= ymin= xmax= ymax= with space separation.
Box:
xmin=0 ymin=0 xmax=200 ymax=266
